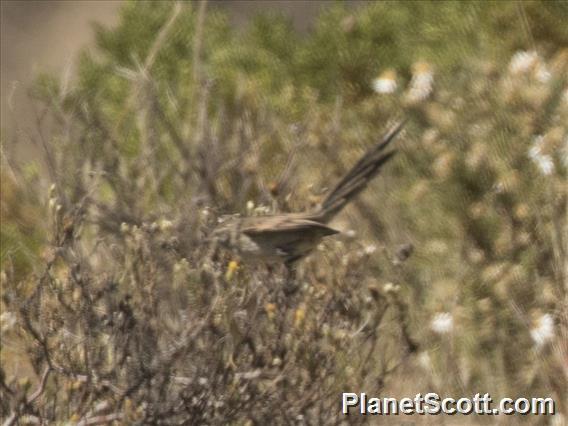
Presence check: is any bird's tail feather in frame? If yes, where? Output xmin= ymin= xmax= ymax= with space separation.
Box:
xmin=314 ymin=119 xmax=406 ymax=223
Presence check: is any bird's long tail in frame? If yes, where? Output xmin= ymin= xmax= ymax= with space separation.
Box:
xmin=313 ymin=119 xmax=406 ymax=223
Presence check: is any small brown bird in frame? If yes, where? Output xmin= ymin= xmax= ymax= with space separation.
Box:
xmin=211 ymin=120 xmax=406 ymax=265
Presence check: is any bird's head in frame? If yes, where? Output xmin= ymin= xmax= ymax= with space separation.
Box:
xmin=209 ymin=214 xmax=240 ymax=248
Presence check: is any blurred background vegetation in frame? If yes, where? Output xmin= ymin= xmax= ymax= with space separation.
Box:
xmin=1 ymin=1 xmax=567 ymax=424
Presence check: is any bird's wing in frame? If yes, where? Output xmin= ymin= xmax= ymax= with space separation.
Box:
xmin=240 ymin=216 xmax=339 ymax=263
xmin=241 ymin=216 xmax=339 ymax=237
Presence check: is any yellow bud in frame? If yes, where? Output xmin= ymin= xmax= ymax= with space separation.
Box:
xmin=72 ymin=288 xmax=81 ymax=303
xmin=413 ymin=61 xmax=432 ymax=74
xmin=159 ymin=219 xmax=173 ymax=232
xmin=124 ymin=398 xmax=133 ymax=412
xmin=332 ymin=329 xmax=347 ymax=341
xmin=294 ymin=305 xmax=306 ymax=328
xmin=225 ymin=260 xmax=239 ymax=281
xmin=469 ymin=201 xmax=486 ymax=219
xmin=265 ymin=303 xmax=277 ymax=320
xmin=514 ymin=204 xmax=530 ymax=221
xmin=18 ymin=377 xmax=31 ymax=390
xmin=212 ymin=313 xmax=222 ymax=327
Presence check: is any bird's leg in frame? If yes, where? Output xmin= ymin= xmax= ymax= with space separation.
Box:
xmin=206 ymin=237 xmax=220 ymax=265
xmin=282 ymin=262 xmax=299 ymax=296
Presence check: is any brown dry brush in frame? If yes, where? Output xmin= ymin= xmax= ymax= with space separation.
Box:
xmin=0 ymin=164 xmax=417 ymax=424
xmin=0 ymin=66 xmax=417 ymax=425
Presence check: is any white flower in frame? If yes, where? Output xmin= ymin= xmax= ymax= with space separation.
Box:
xmin=344 ymin=229 xmax=356 ymax=238
xmin=530 ymin=313 xmax=554 ymax=348
xmin=431 ymin=312 xmax=453 ymax=335
xmin=383 ymin=282 xmax=399 ymax=293
xmin=363 ymin=244 xmax=377 ymax=255
xmin=418 ymin=351 xmax=433 ymax=371
xmin=509 ymin=50 xmax=539 ymax=74
xmin=535 ymin=63 xmax=551 ymax=83
xmin=159 ymin=219 xmax=173 ymax=232
xmin=48 ymin=198 xmax=57 ymax=210
xmin=173 ymin=259 xmax=189 ymax=274
xmin=508 ymin=50 xmax=551 ymax=83
xmin=0 ymin=311 xmax=17 ymax=332
xmin=406 ymin=63 xmax=434 ymax=102
xmin=372 ymin=69 xmax=398 ymax=93
xmin=372 ymin=70 xmax=397 ymax=94
xmin=253 ymin=205 xmax=271 ymax=215
xmin=372 ymin=78 xmax=397 ymax=94
xmin=528 ymin=135 xmax=554 ymax=175
xmin=533 ymin=155 xmax=554 ymax=175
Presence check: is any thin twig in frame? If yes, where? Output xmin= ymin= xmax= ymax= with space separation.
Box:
xmin=28 ymin=367 xmax=51 ymax=404
xmin=77 ymin=412 xmax=124 ymax=426
xmin=144 ymin=2 xmax=183 ymax=72
xmin=389 ymin=290 xmax=419 ymax=353
xmin=2 ymin=367 xmax=52 ymax=426
xmin=192 ymin=0 xmax=208 ymax=86
xmin=516 ymin=2 xmax=537 ymax=53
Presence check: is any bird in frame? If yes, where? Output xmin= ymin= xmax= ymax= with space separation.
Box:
xmin=211 ymin=119 xmax=406 ymax=266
